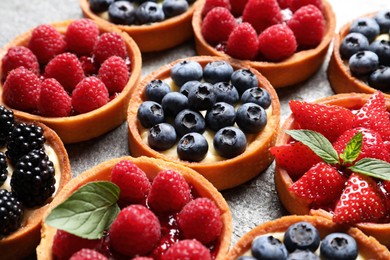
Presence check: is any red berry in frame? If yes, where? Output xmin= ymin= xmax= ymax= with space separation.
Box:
xmin=93 ymin=32 xmax=127 ymax=64
xmin=71 ymin=76 xmax=109 ymax=114
xmin=148 ymin=170 xmax=191 ymax=213
xmin=201 ymin=7 xmax=237 ymax=45
xmin=290 ymin=0 xmax=323 ymax=12
xmin=226 ymin=22 xmax=259 ymax=60
xmin=38 ymin=78 xmax=72 ymax=117
xmin=177 ymin=198 xmax=222 ymax=244
xmin=242 ymin=0 xmax=283 ymax=33
xmin=230 ymin=0 xmax=249 ymax=16
xmin=69 ymin=249 xmax=108 ymax=260
xmin=109 ymin=205 xmax=161 ymax=257
xmin=287 ymin=4 xmax=325 ymax=48
xmin=79 ymin=56 xmax=99 ymax=76
xmin=44 ymin=52 xmax=85 ymax=92
xmin=258 ymin=24 xmax=297 ymax=61
xmin=65 ymin=19 xmax=100 ymax=56
xmin=28 ymin=24 xmax=67 ymax=64
xmin=98 ymin=56 xmax=129 ymax=94
xmin=2 ymin=67 xmax=41 ymax=112
xmin=202 ymin=0 xmax=231 ymax=17
xmin=162 ymin=239 xmax=212 ymax=260
xmin=110 ymin=160 xmax=151 ymax=206
xmin=1 ymin=46 xmax=39 ymax=78
xmin=277 ymin=0 xmax=292 ymax=9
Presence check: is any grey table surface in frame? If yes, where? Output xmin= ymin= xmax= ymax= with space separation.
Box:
xmin=0 ymin=0 xmax=389 ymax=252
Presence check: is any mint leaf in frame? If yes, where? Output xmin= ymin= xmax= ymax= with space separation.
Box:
xmin=285 ymin=129 xmax=339 ymax=165
xmin=45 ymin=181 xmax=120 ymax=239
xmin=349 ymin=158 xmax=390 ymax=181
xmin=340 ymin=132 xmax=362 ymax=164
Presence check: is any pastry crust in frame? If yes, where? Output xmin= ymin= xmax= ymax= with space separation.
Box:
xmin=192 ymin=0 xmax=336 ymax=88
xmin=0 ymin=19 xmax=142 ymax=144
xmin=127 ymin=56 xmax=280 ymax=190
xmin=79 ymin=0 xmax=195 ymax=52
xmin=36 ymin=156 xmax=232 ymax=260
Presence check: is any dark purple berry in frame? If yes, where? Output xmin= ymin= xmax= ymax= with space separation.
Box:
xmin=145 ymin=79 xmax=171 ymax=103
xmin=187 ymin=82 xmax=216 ymax=111
xmin=241 ymin=87 xmax=271 ymax=109
xmin=0 ymin=106 xmax=14 ymax=147
xmin=368 ymin=66 xmax=390 ymax=91
xmin=369 ymin=39 xmax=390 ymax=66
xmin=230 ymin=69 xmax=258 ymax=95
xmin=349 ymin=17 xmax=380 ymax=42
xmin=375 ymin=10 xmax=390 ymax=33
xmin=171 ymin=60 xmax=203 ymax=87
xmin=340 ymin=33 xmax=369 ymax=59
xmin=174 ymin=109 xmax=206 ymax=137
xmin=213 ymin=82 xmax=239 ymax=104
xmin=177 ymin=132 xmax=208 ymax=162
xmin=0 ymin=152 xmax=7 ymax=186
xmin=180 ymin=80 xmax=200 ymax=97
xmin=161 ymin=92 xmax=189 ymax=117
xmin=283 ymin=222 xmax=320 ymax=252
xmin=108 ymin=1 xmax=136 ymax=25
xmin=162 ymin=0 xmax=189 ymax=18
xmin=236 ymin=103 xmax=267 ymax=134
xmin=251 ymin=235 xmax=288 ymax=260
xmin=0 ymin=189 xmax=23 ymax=238
xmin=205 ymin=102 xmax=236 ymax=131
xmin=287 ymin=250 xmax=319 ymax=260
xmin=89 ymin=0 xmax=114 ymax=12
xmin=136 ymin=1 xmax=165 ymax=25
xmin=213 ymin=127 xmax=247 ymax=158
xmin=148 ymin=123 xmax=177 ymax=151
xmin=349 ymin=50 xmax=379 ymax=76
xmin=137 ymin=101 xmax=165 ymax=128
xmin=203 ymin=60 xmax=234 ymax=84
xmin=320 ymin=233 xmax=358 ymax=260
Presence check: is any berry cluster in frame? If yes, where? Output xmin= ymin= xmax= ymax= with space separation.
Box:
xmin=201 ymin=0 xmax=326 ymax=61
xmin=52 ymin=160 xmax=223 ymax=259
xmin=137 ymin=59 xmax=272 ymax=162
xmin=339 ymin=10 xmax=390 ymax=92
xmin=1 ymin=18 xmax=131 ymax=117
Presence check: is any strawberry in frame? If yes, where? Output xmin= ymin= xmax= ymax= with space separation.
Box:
xmin=1 ymin=46 xmax=39 ymax=78
xmin=201 ymin=7 xmax=237 ymax=45
xmin=202 ymin=0 xmax=231 ymax=17
xmin=38 ymin=78 xmax=72 ymax=117
xmin=65 ymin=19 xmax=100 ymax=56
xmin=226 ymin=22 xmax=259 ymax=60
xmin=290 ymin=0 xmax=323 ymax=12
xmin=230 ymin=0 xmax=249 ymax=16
xmin=289 ymin=100 xmax=355 ymax=142
xmin=242 ymin=0 xmax=283 ymax=34
xmin=378 ymin=180 xmax=390 ymax=217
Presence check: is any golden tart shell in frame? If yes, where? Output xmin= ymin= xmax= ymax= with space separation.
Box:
xmin=192 ymin=0 xmax=336 ymax=88
xmin=0 ymin=19 xmax=142 ymax=144
xmin=36 ymin=156 xmax=232 ymax=260
xmin=127 ymin=56 xmax=280 ymax=191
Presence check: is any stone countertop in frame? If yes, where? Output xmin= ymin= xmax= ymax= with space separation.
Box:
xmin=0 ymin=0 xmax=388 ymax=250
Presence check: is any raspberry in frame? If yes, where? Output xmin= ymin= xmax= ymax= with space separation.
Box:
xmin=177 ymin=198 xmax=223 ymax=244
xmin=110 ymin=160 xmax=151 ymax=206
xmin=109 ymin=205 xmax=161 ymax=257
xmin=0 ymin=106 xmax=14 ymax=147
xmin=52 ymin=230 xmax=100 ymax=260
xmin=277 ymin=0 xmax=291 ymax=9
xmin=148 ymin=170 xmax=191 ymax=213
xmin=44 ymin=52 xmax=85 ymax=93
xmin=201 ymin=0 xmax=231 ymax=17
xmin=201 ymin=7 xmax=237 ymax=45
xmin=242 ymin=0 xmax=283 ymax=33
xmin=0 ymin=189 xmax=23 ymax=238
xmin=79 ymin=56 xmax=99 ymax=76
xmin=133 ymin=258 xmax=153 ymax=260
xmin=162 ymin=240 xmax=212 ymax=260
xmin=28 ymin=24 xmax=67 ymax=64
xmin=230 ymin=0 xmax=249 ymax=16
xmin=38 ymin=78 xmax=72 ymax=117
xmin=258 ymin=24 xmax=297 ymax=61
xmin=226 ymin=22 xmax=259 ymax=60
xmin=2 ymin=67 xmax=41 ymax=112
xmin=69 ymin=249 xmax=108 ymax=260
xmin=290 ymin=0 xmax=323 ymax=12
xmin=1 ymin=46 xmax=39 ymax=78
xmin=65 ymin=19 xmax=100 ymax=56
xmin=287 ymin=4 xmax=325 ymax=48
xmin=98 ymin=56 xmax=129 ymax=94
xmin=93 ymin=32 xmax=127 ymax=64
xmin=71 ymin=76 xmax=109 ymax=114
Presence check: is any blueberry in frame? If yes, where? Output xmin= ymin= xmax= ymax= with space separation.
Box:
xmin=188 ymin=82 xmax=216 ymax=111
xmin=349 ymin=17 xmax=380 ymax=42
xmin=108 ymin=1 xmax=136 ymax=25
xmin=340 ymin=32 xmax=369 ymax=59
xmin=203 ymin=60 xmax=234 ymax=84
xmin=251 ymin=235 xmax=288 ymax=260
xmin=368 ymin=66 xmax=390 ymax=91
xmin=236 ymin=256 xmax=257 ymax=260
xmin=283 ymin=222 xmax=320 ymax=252
xmin=186 ymin=0 xmax=196 ymax=4
xmin=236 ymin=103 xmax=267 ymax=134
xmin=162 ymin=0 xmax=189 ymax=18
xmin=174 ymin=109 xmax=205 ymax=137
xmin=287 ymin=250 xmax=320 ymax=260
xmin=214 ymin=127 xmax=247 ymax=158
xmin=89 ymin=0 xmax=114 ymax=12
xmin=161 ymin=92 xmax=188 ymax=117
xmin=369 ymin=39 xmax=390 ymax=66
xmin=145 ymin=79 xmax=171 ymax=103
xmin=148 ymin=123 xmax=176 ymax=151
xmin=136 ymin=1 xmax=165 ymax=25
xmin=241 ymin=87 xmax=271 ymax=109
xmin=171 ymin=60 xmax=203 ymax=86
xmin=180 ymin=80 xmax=200 ymax=97
xmin=320 ymin=233 xmax=358 ymax=260
xmin=213 ymin=82 xmax=239 ymax=104
xmin=205 ymin=102 xmax=236 ymax=131
xmin=231 ymin=69 xmax=259 ymax=95
xmin=349 ymin=50 xmax=379 ymax=76
xmin=137 ymin=101 xmax=164 ymax=128
xmin=177 ymin=132 xmax=208 ymax=162
xmin=375 ymin=10 xmax=390 ymax=33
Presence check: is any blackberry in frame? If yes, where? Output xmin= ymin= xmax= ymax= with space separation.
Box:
xmin=0 ymin=189 xmax=24 ymax=238
xmin=0 ymin=152 xmax=8 ymax=186
xmin=6 ymin=123 xmax=45 ymax=165
xmin=11 ymin=149 xmax=56 ymax=208
xmin=0 ymin=106 xmax=15 ymax=147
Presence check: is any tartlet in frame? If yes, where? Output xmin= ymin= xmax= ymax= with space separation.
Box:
xmin=0 ymin=19 xmax=142 ymax=144
xmin=227 ymin=215 xmax=390 ymax=260
xmin=192 ymin=0 xmax=336 ymax=88
xmin=127 ymin=56 xmax=280 ymax=190
xmin=80 ymin=0 xmax=196 ymax=52
xmin=36 ymin=156 xmax=232 ymax=259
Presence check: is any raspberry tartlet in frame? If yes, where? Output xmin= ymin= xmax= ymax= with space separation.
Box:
xmin=36 ymin=156 xmax=231 ymax=259
xmin=80 ymin=0 xmax=196 ymax=52
xmin=272 ymin=92 xmax=390 ymax=247
xmin=0 ymin=106 xmax=71 ymax=259
xmin=227 ymin=215 xmax=390 ymax=259
xmin=0 ymin=19 xmax=142 ymax=143
xmin=127 ymin=56 xmax=280 ymax=190
xmin=192 ymin=0 xmax=336 ymax=88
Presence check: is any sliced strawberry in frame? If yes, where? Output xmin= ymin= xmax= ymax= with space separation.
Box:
xmin=333 ymin=173 xmax=386 ymax=224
